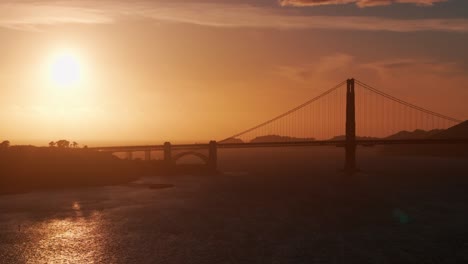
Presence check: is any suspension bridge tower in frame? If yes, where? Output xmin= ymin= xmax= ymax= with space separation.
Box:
xmin=345 ymin=78 xmax=357 ymax=173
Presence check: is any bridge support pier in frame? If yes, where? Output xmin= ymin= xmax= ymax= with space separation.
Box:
xmin=345 ymin=78 xmax=357 ymax=173
xmin=208 ymin=140 xmax=218 ymax=171
xmin=164 ymin=142 xmax=173 ymax=166
xmin=145 ymin=150 xmax=151 ymax=161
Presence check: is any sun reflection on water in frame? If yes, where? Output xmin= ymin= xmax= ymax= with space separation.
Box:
xmin=29 ymin=211 xmax=108 ymax=263
xmin=72 ymin=202 xmax=81 ymax=211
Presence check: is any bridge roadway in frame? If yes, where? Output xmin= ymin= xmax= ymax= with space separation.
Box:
xmin=90 ymin=139 xmax=468 ymax=153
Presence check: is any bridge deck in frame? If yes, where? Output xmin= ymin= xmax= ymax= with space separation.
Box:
xmin=90 ymin=139 xmax=468 ymax=152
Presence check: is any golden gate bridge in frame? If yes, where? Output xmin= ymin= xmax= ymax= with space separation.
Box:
xmin=91 ymin=79 xmax=467 ymax=173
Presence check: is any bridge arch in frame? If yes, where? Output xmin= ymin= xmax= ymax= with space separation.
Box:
xmin=172 ymin=151 xmax=209 ymax=165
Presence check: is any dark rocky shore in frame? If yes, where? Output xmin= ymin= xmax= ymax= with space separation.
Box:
xmin=0 ymin=147 xmax=138 ymax=195
xmin=0 ymin=146 xmax=215 ymax=195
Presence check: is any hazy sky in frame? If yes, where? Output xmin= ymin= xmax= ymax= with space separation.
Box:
xmin=1 ymin=0 xmax=467 ymax=145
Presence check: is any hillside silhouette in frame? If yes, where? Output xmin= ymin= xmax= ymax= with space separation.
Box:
xmin=0 ymin=146 xmax=160 ymax=195
xmin=431 ymin=120 xmax=468 ymax=139
xmin=386 ymin=129 xmax=443 ymax=140
xmin=220 ymin=121 xmax=468 ymax=145
xmin=379 ymin=121 xmax=468 ymax=157
xmin=221 ymin=138 xmax=244 ymax=144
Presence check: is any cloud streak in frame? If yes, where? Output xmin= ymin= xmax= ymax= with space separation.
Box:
xmin=0 ymin=1 xmax=466 ymax=33
xmin=276 ymin=53 xmax=465 ymax=83
xmin=0 ymin=2 xmax=112 ymax=31
xmin=279 ymin=0 xmax=449 ymax=8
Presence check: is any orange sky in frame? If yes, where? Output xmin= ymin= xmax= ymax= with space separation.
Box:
xmin=0 ymin=0 xmax=467 ymax=146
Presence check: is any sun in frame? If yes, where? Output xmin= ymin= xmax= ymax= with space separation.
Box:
xmin=48 ymin=51 xmax=82 ymax=87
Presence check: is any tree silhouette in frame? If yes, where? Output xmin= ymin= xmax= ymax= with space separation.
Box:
xmin=72 ymin=141 xmax=78 ymax=148
xmin=49 ymin=141 xmax=56 ymax=147
xmin=56 ymin=140 xmax=70 ymax=148
xmin=0 ymin=140 xmax=10 ymax=149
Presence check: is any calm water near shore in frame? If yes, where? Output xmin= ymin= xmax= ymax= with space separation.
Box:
xmin=1 ymin=147 xmax=468 ymax=263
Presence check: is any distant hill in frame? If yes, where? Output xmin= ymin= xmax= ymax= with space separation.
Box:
xmin=223 ymin=122 xmax=468 ymax=144
xmin=250 ymin=135 xmax=315 ymax=143
xmin=431 ymin=121 xmax=468 ymax=139
xmin=220 ymin=138 xmax=244 ymax=144
xmin=386 ymin=129 xmax=443 ymax=140
xmin=329 ymin=128 xmax=445 ymax=141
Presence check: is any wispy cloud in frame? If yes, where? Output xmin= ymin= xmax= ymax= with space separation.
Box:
xmin=276 ymin=53 xmax=464 ymax=82
xmin=138 ymin=4 xmax=468 ymax=32
xmin=276 ymin=54 xmax=354 ymax=82
xmin=0 ymin=1 xmax=466 ymax=33
xmin=0 ymin=2 xmax=112 ymax=31
xmin=279 ymin=0 xmax=448 ymax=8
xmin=359 ymin=58 xmax=464 ymax=79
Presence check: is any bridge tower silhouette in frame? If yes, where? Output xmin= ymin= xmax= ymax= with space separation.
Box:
xmin=345 ymin=78 xmax=357 ymax=173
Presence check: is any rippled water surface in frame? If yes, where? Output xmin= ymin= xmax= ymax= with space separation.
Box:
xmin=1 ymin=147 xmax=468 ymax=263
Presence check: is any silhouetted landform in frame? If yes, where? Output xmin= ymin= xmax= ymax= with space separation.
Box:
xmin=331 ymin=121 xmax=467 ymax=141
xmin=213 ymin=122 xmax=467 ymax=145
xmin=0 ymin=146 xmax=216 ymax=195
xmin=221 ymin=138 xmax=244 ymax=144
xmin=431 ymin=120 xmax=468 ymax=139
xmin=250 ymin=135 xmax=315 ymax=143
xmin=0 ymin=146 xmax=138 ymax=195
xmin=381 ymin=122 xmax=468 ymax=157
xmin=386 ymin=129 xmax=443 ymax=140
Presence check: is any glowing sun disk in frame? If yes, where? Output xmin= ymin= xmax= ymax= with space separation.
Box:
xmin=49 ymin=51 xmax=82 ymax=87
